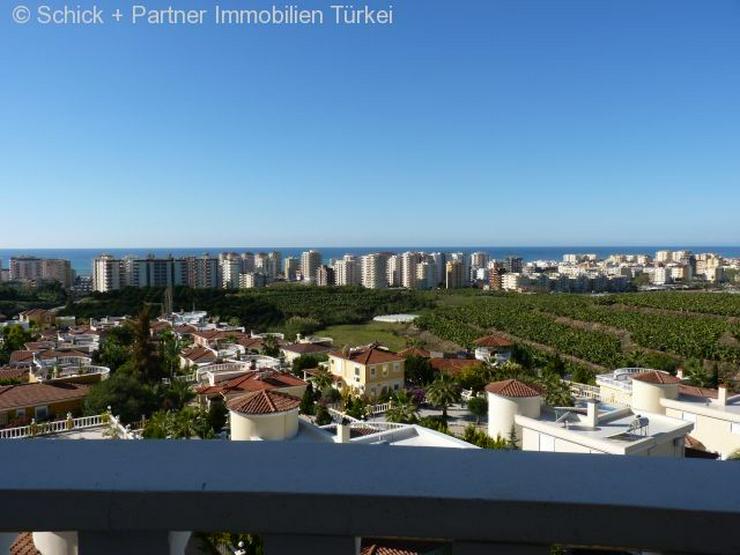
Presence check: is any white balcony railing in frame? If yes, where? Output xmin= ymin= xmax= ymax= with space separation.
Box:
xmin=0 ymin=442 xmax=737 ymax=554
xmin=0 ymin=412 xmax=134 ymax=440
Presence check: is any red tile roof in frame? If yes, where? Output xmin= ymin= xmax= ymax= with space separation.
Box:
xmin=196 ymin=370 xmax=306 ymax=396
xmin=360 ymin=540 xmax=445 ymax=555
xmin=0 ymin=382 xmax=89 ymax=411
xmin=399 ymin=347 xmax=431 ymax=358
xmin=330 ymin=345 xmax=404 ymax=365
xmin=226 ymin=390 xmax=301 ymax=415
xmin=485 ymin=379 xmax=543 ymax=398
xmin=474 ymin=334 xmax=513 ymax=348
xmin=37 ymin=349 xmax=90 ymax=360
xmin=0 ymin=367 xmax=30 ymax=382
xmin=632 ymin=370 xmax=681 ymax=385
xmin=430 ymin=358 xmax=481 ymax=376
xmin=9 ymin=351 xmax=35 ymax=365
xmin=181 ymin=346 xmax=217 ymax=364
xmin=679 ymin=384 xmax=719 ymax=399
xmin=10 ymin=533 xmax=40 ymax=555
xmin=281 ymin=343 xmax=332 ymax=355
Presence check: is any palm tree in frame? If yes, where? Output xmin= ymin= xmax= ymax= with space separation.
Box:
xmin=426 ymin=374 xmax=461 ymax=420
xmin=386 ymin=390 xmax=419 ymax=424
xmin=312 ymin=368 xmax=333 ymax=391
xmin=684 ymin=358 xmax=709 ymax=387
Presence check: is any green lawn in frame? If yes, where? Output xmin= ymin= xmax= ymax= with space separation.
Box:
xmin=317 ymin=321 xmax=410 ymax=351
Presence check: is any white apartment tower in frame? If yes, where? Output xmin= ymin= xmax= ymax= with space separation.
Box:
xmin=300 ymin=250 xmax=322 ymax=284
xmin=92 ymin=255 xmax=123 ymax=292
xmin=334 ymin=255 xmax=360 ymax=286
xmin=400 ymin=252 xmax=419 ymax=289
xmin=386 ymin=255 xmax=401 ymax=288
xmin=220 ymin=253 xmax=243 ymax=289
xmin=361 ymin=253 xmax=389 ymax=289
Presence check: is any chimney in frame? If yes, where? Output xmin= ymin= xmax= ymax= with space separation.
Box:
xmin=585 ymin=399 xmax=599 ymax=428
xmin=718 ymin=386 xmax=728 ymax=406
xmin=336 ymin=418 xmax=351 ymax=444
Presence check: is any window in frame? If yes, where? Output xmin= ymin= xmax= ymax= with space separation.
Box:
xmin=34 ymin=406 xmax=49 ymax=421
xmin=15 ymin=409 xmax=25 ymax=419
xmin=393 ymin=363 xmax=400 ymax=372
xmin=731 ymin=422 xmax=740 ymax=435
xmin=354 ymin=367 xmax=360 ymax=376
xmin=370 ymin=367 xmax=376 ymax=376
xmin=393 ymin=384 xmax=399 ymax=391
xmin=382 ymin=365 xmax=389 ymax=376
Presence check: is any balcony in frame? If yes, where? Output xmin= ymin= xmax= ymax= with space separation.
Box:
xmin=0 ymin=442 xmax=738 ymax=554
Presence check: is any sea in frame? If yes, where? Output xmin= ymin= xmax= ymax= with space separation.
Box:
xmin=1 ymin=246 xmax=739 ymax=276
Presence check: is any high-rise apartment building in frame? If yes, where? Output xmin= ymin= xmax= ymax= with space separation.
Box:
xmin=283 ymin=257 xmax=299 ymax=281
xmin=9 ymin=257 xmax=74 ymax=288
xmin=92 ymin=255 xmax=124 ymax=292
xmin=316 ymin=265 xmax=335 ymax=287
xmin=386 ymin=255 xmax=401 ymax=288
xmin=92 ymin=254 xmax=219 ymax=292
xmin=400 ymin=252 xmax=419 ymax=289
xmin=220 ymin=253 xmax=243 ymax=289
xmin=445 ymin=260 xmax=465 ymax=289
xmin=504 ymin=256 xmax=523 ymax=274
xmin=361 ymin=253 xmax=389 ymax=289
xmin=300 ymin=250 xmax=322 ymax=284
xmin=334 ymin=255 xmax=360 ymax=286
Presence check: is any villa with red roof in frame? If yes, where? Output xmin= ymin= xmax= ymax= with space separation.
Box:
xmin=328 ymin=344 xmax=405 ymax=399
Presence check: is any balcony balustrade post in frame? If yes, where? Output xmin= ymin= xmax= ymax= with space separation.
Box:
xmin=263 ymin=534 xmax=358 ymax=555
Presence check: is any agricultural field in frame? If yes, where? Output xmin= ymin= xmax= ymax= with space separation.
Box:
xmin=316 ymin=321 xmax=410 ymax=351
xmin=416 ymin=292 xmax=740 ymax=371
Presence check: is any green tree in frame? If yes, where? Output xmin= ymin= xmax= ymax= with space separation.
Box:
xmin=159 ymin=330 xmax=183 ymax=376
xmin=684 ymin=358 xmax=713 ymax=387
xmin=208 ymin=401 xmax=228 ymax=434
xmin=315 ymin=404 xmax=332 ymax=425
xmin=312 ymin=367 xmax=334 ymax=391
xmin=262 ymin=335 xmax=281 ymax=357
xmin=291 ymin=354 xmax=328 ymax=377
xmin=158 ymin=379 xmax=196 ymax=411
xmin=418 ymin=415 xmax=448 ymax=433
xmin=461 ymin=424 xmax=508 ymax=449
xmin=129 ymin=307 xmax=163 ymax=382
xmin=300 ymin=383 xmax=316 ymax=415
xmin=385 ymin=390 xmax=419 ymax=424
xmin=570 ymin=365 xmax=596 ymax=385
xmin=95 ymin=326 xmax=133 ymax=371
xmin=426 ymin=374 xmax=461 ymax=420
xmin=84 ymin=371 xmax=159 ymax=423
xmin=404 ymin=355 xmax=436 ymax=387
xmin=467 ymin=396 xmax=488 ymax=424
xmin=143 ymin=407 xmax=214 ymax=439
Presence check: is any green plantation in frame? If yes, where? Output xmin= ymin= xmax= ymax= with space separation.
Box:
xmin=417 ymin=292 xmax=740 ymax=370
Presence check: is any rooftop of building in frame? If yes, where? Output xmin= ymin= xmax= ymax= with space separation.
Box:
xmin=330 ymin=344 xmax=404 ymax=365
xmin=485 ymin=379 xmax=543 ymax=398
xmin=516 ymin=401 xmax=693 ymax=454
xmin=0 ymin=381 xmax=90 ymax=411
xmin=474 ymin=334 xmax=513 ymax=348
xmin=196 ymin=369 xmax=306 ymax=397
xmin=227 ymin=390 xmax=302 ymax=416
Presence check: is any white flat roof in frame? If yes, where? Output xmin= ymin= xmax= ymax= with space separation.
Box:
xmin=517 ymin=404 xmax=692 ymax=455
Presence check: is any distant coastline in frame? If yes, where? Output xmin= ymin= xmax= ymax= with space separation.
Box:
xmin=2 ymin=246 xmax=739 ymax=276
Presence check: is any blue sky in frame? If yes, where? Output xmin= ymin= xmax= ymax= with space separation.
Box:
xmin=1 ymin=0 xmax=739 ymax=248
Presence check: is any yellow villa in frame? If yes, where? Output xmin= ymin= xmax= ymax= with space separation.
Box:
xmin=328 ymin=344 xmax=405 ymax=399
